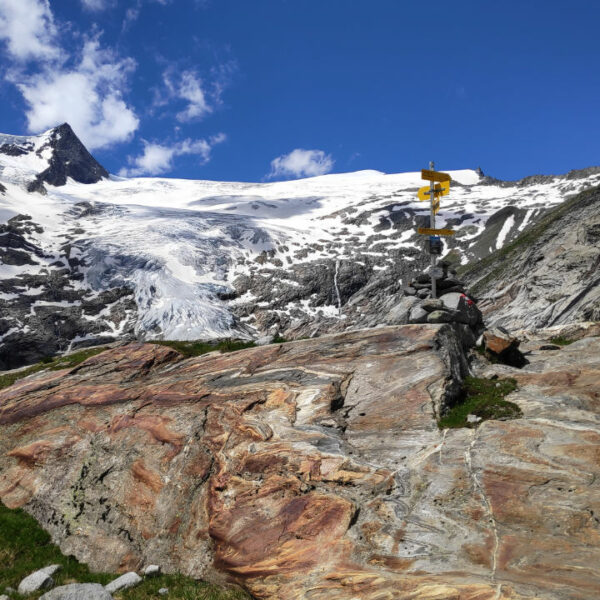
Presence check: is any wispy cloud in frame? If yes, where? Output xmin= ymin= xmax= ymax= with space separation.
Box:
xmin=268 ymin=149 xmax=334 ymax=179
xmin=119 ymin=133 xmax=225 ymax=176
xmin=159 ymin=62 xmax=234 ymax=122
xmin=80 ymin=0 xmax=111 ymax=11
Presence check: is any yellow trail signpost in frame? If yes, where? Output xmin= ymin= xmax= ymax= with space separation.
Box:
xmin=417 ymin=227 xmax=455 ymax=236
xmin=416 ymin=163 xmax=455 ymax=298
xmin=421 ymin=169 xmax=451 ymax=183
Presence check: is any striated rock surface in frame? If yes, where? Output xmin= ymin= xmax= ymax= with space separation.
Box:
xmin=1 ymin=326 xmax=599 ymax=599
xmin=463 ymin=186 xmax=600 ymax=330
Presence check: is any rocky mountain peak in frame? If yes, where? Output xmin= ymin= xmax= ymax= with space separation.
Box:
xmin=0 ymin=123 xmax=108 ymax=190
xmin=30 ymin=123 xmax=109 ymax=188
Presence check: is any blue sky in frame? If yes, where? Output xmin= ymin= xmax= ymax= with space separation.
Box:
xmin=0 ymin=0 xmax=598 ymax=182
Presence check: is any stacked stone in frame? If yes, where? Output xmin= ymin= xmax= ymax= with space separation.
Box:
xmin=402 ymin=260 xmax=467 ymax=300
xmin=390 ymin=260 xmax=485 ymax=341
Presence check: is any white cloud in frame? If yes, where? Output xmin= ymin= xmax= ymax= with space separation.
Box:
xmin=161 ymin=69 xmax=212 ymax=122
xmin=268 ymin=149 xmax=334 ymax=179
xmin=11 ymin=37 xmax=139 ymax=150
xmin=0 ymin=0 xmax=58 ymax=61
xmin=119 ymin=133 xmax=225 ymax=177
xmin=81 ymin=0 xmax=110 ymax=11
xmin=176 ymin=71 xmax=211 ymax=122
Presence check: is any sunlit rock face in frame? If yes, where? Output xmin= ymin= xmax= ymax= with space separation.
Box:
xmin=1 ymin=325 xmax=599 ymax=600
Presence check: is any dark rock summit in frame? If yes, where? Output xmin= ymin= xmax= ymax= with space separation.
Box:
xmin=30 ymin=123 xmax=109 ymax=188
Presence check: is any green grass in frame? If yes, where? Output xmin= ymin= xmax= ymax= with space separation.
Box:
xmin=439 ymin=376 xmax=521 ymax=429
xmin=0 ymin=502 xmax=249 ymax=599
xmin=0 ymin=347 xmax=109 ymax=392
xmin=153 ymin=339 xmax=256 ymax=358
xmin=549 ymin=336 xmax=574 ymax=346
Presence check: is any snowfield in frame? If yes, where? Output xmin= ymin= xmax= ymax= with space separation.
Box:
xmin=2 ymin=126 xmax=600 ymax=342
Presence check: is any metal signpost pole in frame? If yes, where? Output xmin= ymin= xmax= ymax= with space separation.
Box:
xmin=429 ymin=161 xmax=437 ymax=299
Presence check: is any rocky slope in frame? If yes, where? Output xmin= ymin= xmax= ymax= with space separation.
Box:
xmin=1 ymin=326 xmax=598 ymax=600
xmin=2 ymin=123 xmax=600 ymax=367
xmin=462 ymin=185 xmax=600 ymax=330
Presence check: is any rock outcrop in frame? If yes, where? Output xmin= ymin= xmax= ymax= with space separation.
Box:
xmin=462 ymin=185 xmax=600 ymax=330
xmin=26 ymin=123 xmax=109 ymax=189
xmin=1 ymin=325 xmax=599 ymax=599
xmin=0 ymin=212 xmax=137 ymax=370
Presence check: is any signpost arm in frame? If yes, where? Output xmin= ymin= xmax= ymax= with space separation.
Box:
xmin=429 ymin=161 xmax=437 ymax=299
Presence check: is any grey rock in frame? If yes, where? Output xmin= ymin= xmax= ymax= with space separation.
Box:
xmin=466 ymin=414 xmax=482 ymax=424
xmin=439 ymin=292 xmax=464 ymax=311
xmin=255 ymin=335 xmax=274 ymax=346
xmin=143 ymin=564 xmax=161 ymax=577
xmin=417 ymin=288 xmax=430 ymax=299
xmin=158 ymin=589 xmax=169 ymax=596
xmin=438 ymin=277 xmax=465 ymax=291
xmin=39 ymin=565 xmax=62 ymax=577
xmin=421 ymin=299 xmax=444 ymax=312
xmin=402 ymin=286 xmax=417 ymax=296
xmin=441 ymin=292 xmax=483 ymax=327
xmin=439 ymin=285 xmax=467 ymax=295
xmin=408 ymin=305 xmax=428 ymax=324
xmin=40 ymin=583 xmax=113 ymax=600
xmin=463 ymin=186 xmax=600 ymax=330
xmin=384 ymin=296 xmax=419 ymax=325
xmin=18 ymin=571 xmax=54 ymax=594
xmin=0 ymin=594 xmax=11 ymax=600
xmin=427 ymin=310 xmax=454 ymax=324
xmin=105 ymin=572 xmax=142 ymax=594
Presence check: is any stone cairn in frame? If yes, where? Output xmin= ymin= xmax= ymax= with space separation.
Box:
xmin=401 ymin=260 xmax=483 ymax=336
xmin=402 ymin=259 xmax=466 ymax=300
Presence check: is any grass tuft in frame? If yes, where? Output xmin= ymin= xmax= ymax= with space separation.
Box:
xmin=153 ymin=339 xmax=256 ymax=358
xmin=439 ymin=376 xmax=521 ymax=429
xmin=0 ymin=502 xmax=249 ymax=599
xmin=548 ymin=336 xmax=574 ymax=346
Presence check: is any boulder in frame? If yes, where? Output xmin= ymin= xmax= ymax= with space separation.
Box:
xmin=402 ymin=285 xmax=417 ymax=296
xmin=158 ymin=589 xmax=169 ymax=596
xmin=40 ymin=584 xmax=113 ymax=600
xmin=105 ymin=572 xmax=142 ymax=594
xmin=39 ymin=565 xmax=62 ymax=577
xmin=438 ymin=277 xmax=465 ymax=291
xmin=416 ymin=288 xmax=430 ymax=299
xmin=421 ymin=299 xmax=444 ymax=312
xmin=483 ymin=327 xmax=528 ymax=368
xmin=408 ymin=304 xmax=428 ymax=323
xmin=384 ymin=295 xmax=419 ymax=325
xmin=441 ymin=292 xmax=483 ymax=327
xmin=483 ymin=327 xmax=518 ymax=354
xmin=18 ymin=570 xmax=54 ymax=594
xmin=427 ymin=310 xmax=454 ymax=324
xmin=0 ymin=594 xmax=11 ymax=600
xmin=143 ymin=565 xmax=161 ymax=577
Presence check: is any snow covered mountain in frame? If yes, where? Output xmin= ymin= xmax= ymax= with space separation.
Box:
xmin=1 ymin=123 xmax=599 ymax=368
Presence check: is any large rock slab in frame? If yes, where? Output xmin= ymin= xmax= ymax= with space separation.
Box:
xmin=1 ymin=326 xmax=599 ymax=599
xmin=40 ymin=583 xmax=113 ymax=600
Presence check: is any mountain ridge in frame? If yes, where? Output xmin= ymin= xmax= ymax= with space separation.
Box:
xmin=1 ymin=123 xmax=600 ymax=368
